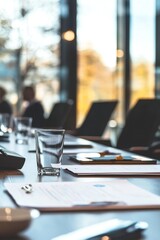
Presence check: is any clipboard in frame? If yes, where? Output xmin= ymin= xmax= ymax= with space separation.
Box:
xmin=70 ymin=153 xmax=157 ymax=164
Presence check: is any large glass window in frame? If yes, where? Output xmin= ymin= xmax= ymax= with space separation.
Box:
xmin=77 ymin=0 xmax=117 ymax=127
xmin=77 ymin=0 xmax=156 ymax=144
xmin=130 ymin=0 xmax=155 ymax=106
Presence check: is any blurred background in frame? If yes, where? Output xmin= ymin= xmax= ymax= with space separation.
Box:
xmin=0 ymin=0 xmax=158 ymax=138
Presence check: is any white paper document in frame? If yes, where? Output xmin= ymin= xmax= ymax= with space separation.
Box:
xmin=63 ymin=164 xmax=160 ymax=176
xmin=4 ymin=180 xmax=160 ymax=211
xmin=63 ymin=148 xmax=104 ymax=154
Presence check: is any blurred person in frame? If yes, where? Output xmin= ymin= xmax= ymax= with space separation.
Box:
xmin=0 ymin=86 xmax=12 ymax=114
xmin=22 ymin=85 xmax=45 ymax=128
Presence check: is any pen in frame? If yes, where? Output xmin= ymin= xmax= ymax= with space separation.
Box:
xmin=51 ymin=219 xmax=148 ymax=240
xmin=101 ymin=221 xmax=149 ymax=240
xmin=74 ymin=201 xmax=126 ymax=207
xmin=89 ymin=155 xmax=130 ymax=161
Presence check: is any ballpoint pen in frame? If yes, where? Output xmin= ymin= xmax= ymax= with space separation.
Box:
xmin=51 ymin=219 xmax=148 ymax=240
xmin=74 ymin=201 xmax=126 ymax=207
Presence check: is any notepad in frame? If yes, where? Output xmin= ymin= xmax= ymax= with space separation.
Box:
xmin=4 ymin=180 xmax=160 ymax=211
xmin=63 ymin=164 xmax=160 ymax=176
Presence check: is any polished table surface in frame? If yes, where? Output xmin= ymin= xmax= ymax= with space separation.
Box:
xmin=1 ymin=134 xmax=160 ymax=240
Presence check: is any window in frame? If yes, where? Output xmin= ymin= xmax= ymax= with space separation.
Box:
xmin=0 ymin=0 xmax=60 ymax=116
xmin=77 ymin=0 xmax=117 ymax=127
xmin=130 ymin=0 xmax=155 ymax=106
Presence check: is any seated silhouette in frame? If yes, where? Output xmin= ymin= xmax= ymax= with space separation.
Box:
xmin=22 ymin=86 xmax=45 ymax=128
xmin=0 ymin=86 xmax=12 ymax=114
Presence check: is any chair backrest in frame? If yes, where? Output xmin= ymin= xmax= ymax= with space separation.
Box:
xmin=76 ymin=100 xmax=118 ymax=136
xmin=45 ymin=100 xmax=74 ymax=129
xmin=117 ymin=99 xmax=160 ymax=149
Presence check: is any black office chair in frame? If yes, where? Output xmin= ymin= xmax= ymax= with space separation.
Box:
xmin=73 ymin=100 xmax=118 ymax=138
xmin=116 ymin=99 xmax=160 ymax=156
xmin=44 ymin=100 xmax=74 ymax=129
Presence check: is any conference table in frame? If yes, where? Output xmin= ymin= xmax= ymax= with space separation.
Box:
xmin=1 ymin=133 xmax=160 ymax=240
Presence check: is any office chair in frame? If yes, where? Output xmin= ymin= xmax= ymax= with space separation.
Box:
xmin=116 ymin=99 xmax=160 ymax=156
xmin=73 ymin=100 xmax=118 ymax=138
xmin=44 ymin=100 xmax=74 ymax=129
